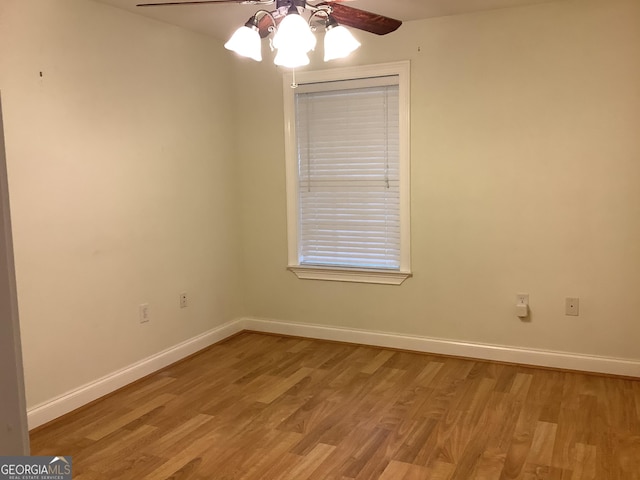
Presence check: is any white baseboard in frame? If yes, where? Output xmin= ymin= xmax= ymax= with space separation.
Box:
xmin=29 ymin=316 xmax=640 ymax=430
xmin=27 ymin=319 xmax=244 ymax=430
xmin=242 ymin=317 xmax=640 ymax=378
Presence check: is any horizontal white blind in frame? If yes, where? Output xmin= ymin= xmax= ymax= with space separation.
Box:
xmin=295 ymin=80 xmax=400 ymax=269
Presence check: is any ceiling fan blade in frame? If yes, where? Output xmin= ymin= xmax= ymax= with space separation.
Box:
xmin=316 ymin=2 xmax=401 ymax=36
xmin=136 ymin=1 xmax=272 ymax=7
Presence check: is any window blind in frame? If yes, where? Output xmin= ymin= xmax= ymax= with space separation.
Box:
xmin=295 ymin=79 xmax=400 ymax=270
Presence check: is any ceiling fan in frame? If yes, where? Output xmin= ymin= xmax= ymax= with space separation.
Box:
xmin=136 ymin=0 xmax=402 ymax=67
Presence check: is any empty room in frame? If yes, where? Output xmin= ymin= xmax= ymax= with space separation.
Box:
xmin=1 ymin=0 xmax=639 ymax=478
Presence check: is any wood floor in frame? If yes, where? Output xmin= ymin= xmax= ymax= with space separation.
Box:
xmin=31 ymin=332 xmax=640 ymax=479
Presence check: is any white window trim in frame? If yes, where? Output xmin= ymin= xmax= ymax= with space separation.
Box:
xmin=283 ymin=61 xmax=411 ymax=285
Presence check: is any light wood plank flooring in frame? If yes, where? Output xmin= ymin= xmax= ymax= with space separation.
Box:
xmin=31 ymin=332 xmax=640 ymax=479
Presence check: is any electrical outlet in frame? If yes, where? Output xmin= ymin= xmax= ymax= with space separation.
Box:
xmin=565 ymin=297 xmax=579 ymax=316
xmin=139 ymin=303 xmax=150 ymax=323
xmin=180 ymin=292 xmax=188 ymax=309
xmin=515 ymin=293 xmax=529 ymax=318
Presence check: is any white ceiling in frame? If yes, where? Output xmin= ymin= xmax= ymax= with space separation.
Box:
xmin=94 ymin=0 xmax=560 ymax=41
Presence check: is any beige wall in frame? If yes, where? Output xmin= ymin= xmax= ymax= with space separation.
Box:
xmin=2 ymin=0 xmax=639 ymax=414
xmin=0 ymin=0 xmax=243 ymax=407
xmin=237 ymin=0 xmax=640 ymax=360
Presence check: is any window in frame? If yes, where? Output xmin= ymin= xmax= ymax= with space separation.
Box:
xmin=283 ymin=62 xmax=411 ymax=285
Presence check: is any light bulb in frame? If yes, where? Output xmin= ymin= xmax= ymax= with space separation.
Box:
xmin=273 ymin=9 xmax=316 ymax=53
xmin=324 ymin=24 xmax=360 ymax=62
xmin=274 ymin=47 xmax=310 ymax=69
xmin=224 ymin=23 xmax=262 ymax=62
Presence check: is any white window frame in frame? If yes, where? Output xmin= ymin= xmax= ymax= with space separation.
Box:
xmin=283 ymin=61 xmax=411 ymax=285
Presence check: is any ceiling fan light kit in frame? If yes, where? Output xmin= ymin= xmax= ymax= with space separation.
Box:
xmin=229 ymin=0 xmax=353 ymax=68
xmin=137 ymin=0 xmax=401 ymax=69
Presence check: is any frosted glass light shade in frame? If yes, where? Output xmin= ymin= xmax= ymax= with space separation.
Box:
xmin=324 ymin=25 xmax=361 ymax=61
xmin=274 ymin=48 xmax=310 ymax=68
xmin=273 ymin=11 xmax=316 ymax=53
xmin=224 ymin=25 xmax=262 ymax=61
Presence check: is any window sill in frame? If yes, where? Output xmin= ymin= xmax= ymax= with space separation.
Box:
xmin=288 ymin=265 xmax=412 ymax=285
